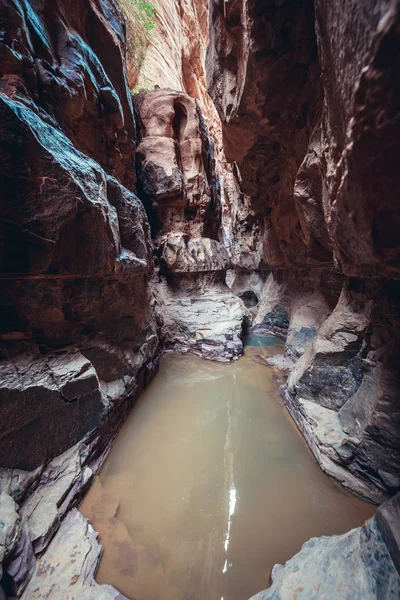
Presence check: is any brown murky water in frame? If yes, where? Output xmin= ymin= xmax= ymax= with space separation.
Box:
xmin=80 ymin=336 xmax=375 ymax=600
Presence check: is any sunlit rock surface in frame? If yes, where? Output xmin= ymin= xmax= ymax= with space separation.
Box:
xmin=135 ymin=87 xmax=221 ymax=241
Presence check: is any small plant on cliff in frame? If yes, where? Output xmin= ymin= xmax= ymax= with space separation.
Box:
xmin=120 ymin=0 xmax=157 ymax=91
xmin=131 ymin=75 xmax=155 ymax=94
xmin=128 ymin=0 xmax=156 ymax=31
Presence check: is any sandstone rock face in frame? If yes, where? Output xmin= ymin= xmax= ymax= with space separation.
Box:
xmin=207 ymin=0 xmax=323 ymax=269
xmin=135 ymin=88 xmax=221 ymax=241
xmin=311 ymin=0 xmax=400 ymax=278
xmin=134 ymin=86 xmax=249 ymax=358
xmin=285 ymin=279 xmax=400 ymax=502
xmin=207 ymin=0 xmax=400 ymax=276
xmin=0 ymin=0 xmax=158 ymax=457
xmin=207 ymin=0 xmax=400 ymax=505
xmin=0 ymin=0 xmax=161 ymax=593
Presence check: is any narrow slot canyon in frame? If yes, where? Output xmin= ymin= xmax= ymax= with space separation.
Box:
xmin=0 ymin=1 xmax=399 ymax=599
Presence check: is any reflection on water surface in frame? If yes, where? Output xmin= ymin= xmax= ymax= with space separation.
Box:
xmin=80 ymin=339 xmax=375 ymax=600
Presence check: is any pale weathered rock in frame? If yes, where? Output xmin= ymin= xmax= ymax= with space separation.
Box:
xmin=20 ymin=443 xmax=92 ymax=554
xmin=3 ymin=341 xmax=160 ymax=595
xmin=160 ymin=233 xmax=230 ymax=273
xmin=376 ymin=493 xmax=400 ymax=574
xmin=250 ymin=514 xmax=400 ymax=600
xmin=0 ymin=492 xmax=19 ymax=579
xmin=6 ymin=520 xmax=36 ymax=597
xmin=157 ymin=274 xmax=249 ymax=362
xmin=20 ymin=509 xmax=127 ymax=600
xmin=283 ymin=279 xmax=400 ymax=501
xmin=207 ymin=0 xmax=323 ymax=269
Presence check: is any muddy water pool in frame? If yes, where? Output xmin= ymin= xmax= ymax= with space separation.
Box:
xmin=81 ymin=336 xmax=375 ymax=600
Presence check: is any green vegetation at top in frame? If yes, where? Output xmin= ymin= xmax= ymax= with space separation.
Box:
xmin=128 ymin=0 xmax=156 ymax=31
xmin=131 ymin=75 xmax=155 ymax=94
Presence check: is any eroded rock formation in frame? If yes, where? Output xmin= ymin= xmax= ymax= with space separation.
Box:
xmin=0 ymin=0 xmax=159 ymax=594
xmin=134 ymin=87 xmax=248 ymax=360
xmin=134 ymin=88 xmax=221 ymax=241
xmin=0 ymin=0 xmax=399 ymax=597
xmin=208 ymin=0 xmax=400 ymax=503
xmin=207 ymin=0 xmax=400 ymax=596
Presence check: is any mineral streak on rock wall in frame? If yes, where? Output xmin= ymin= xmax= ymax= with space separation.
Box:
xmin=0 ymin=0 xmax=159 ymax=595
xmin=207 ymin=0 xmax=400 ymax=504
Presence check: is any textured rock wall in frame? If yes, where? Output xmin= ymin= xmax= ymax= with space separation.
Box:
xmin=0 ymin=0 xmax=159 ymax=594
xmin=207 ymin=0 xmax=323 ymax=270
xmin=134 ymin=87 xmax=248 ymax=360
xmin=250 ymin=493 xmax=400 ymax=600
xmin=207 ymin=0 xmax=400 ymax=276
xmin=207 ymin=0 xmax=400 ymax=504
xmin=0 ymin=0 xmax=158 ymax=464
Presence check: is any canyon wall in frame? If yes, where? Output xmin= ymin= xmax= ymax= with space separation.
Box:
xmin=207 ymin=0 xmax=400 ymax=505
xmin=0 ymin=0 xmax=399 ymax=596
xmin=0 ymin=1 xmax=246 ymax=594
xmin=207 ymin=0 xmax=400 ymax=594
xmin=0 ymin=0 xmax=158 ymax=595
